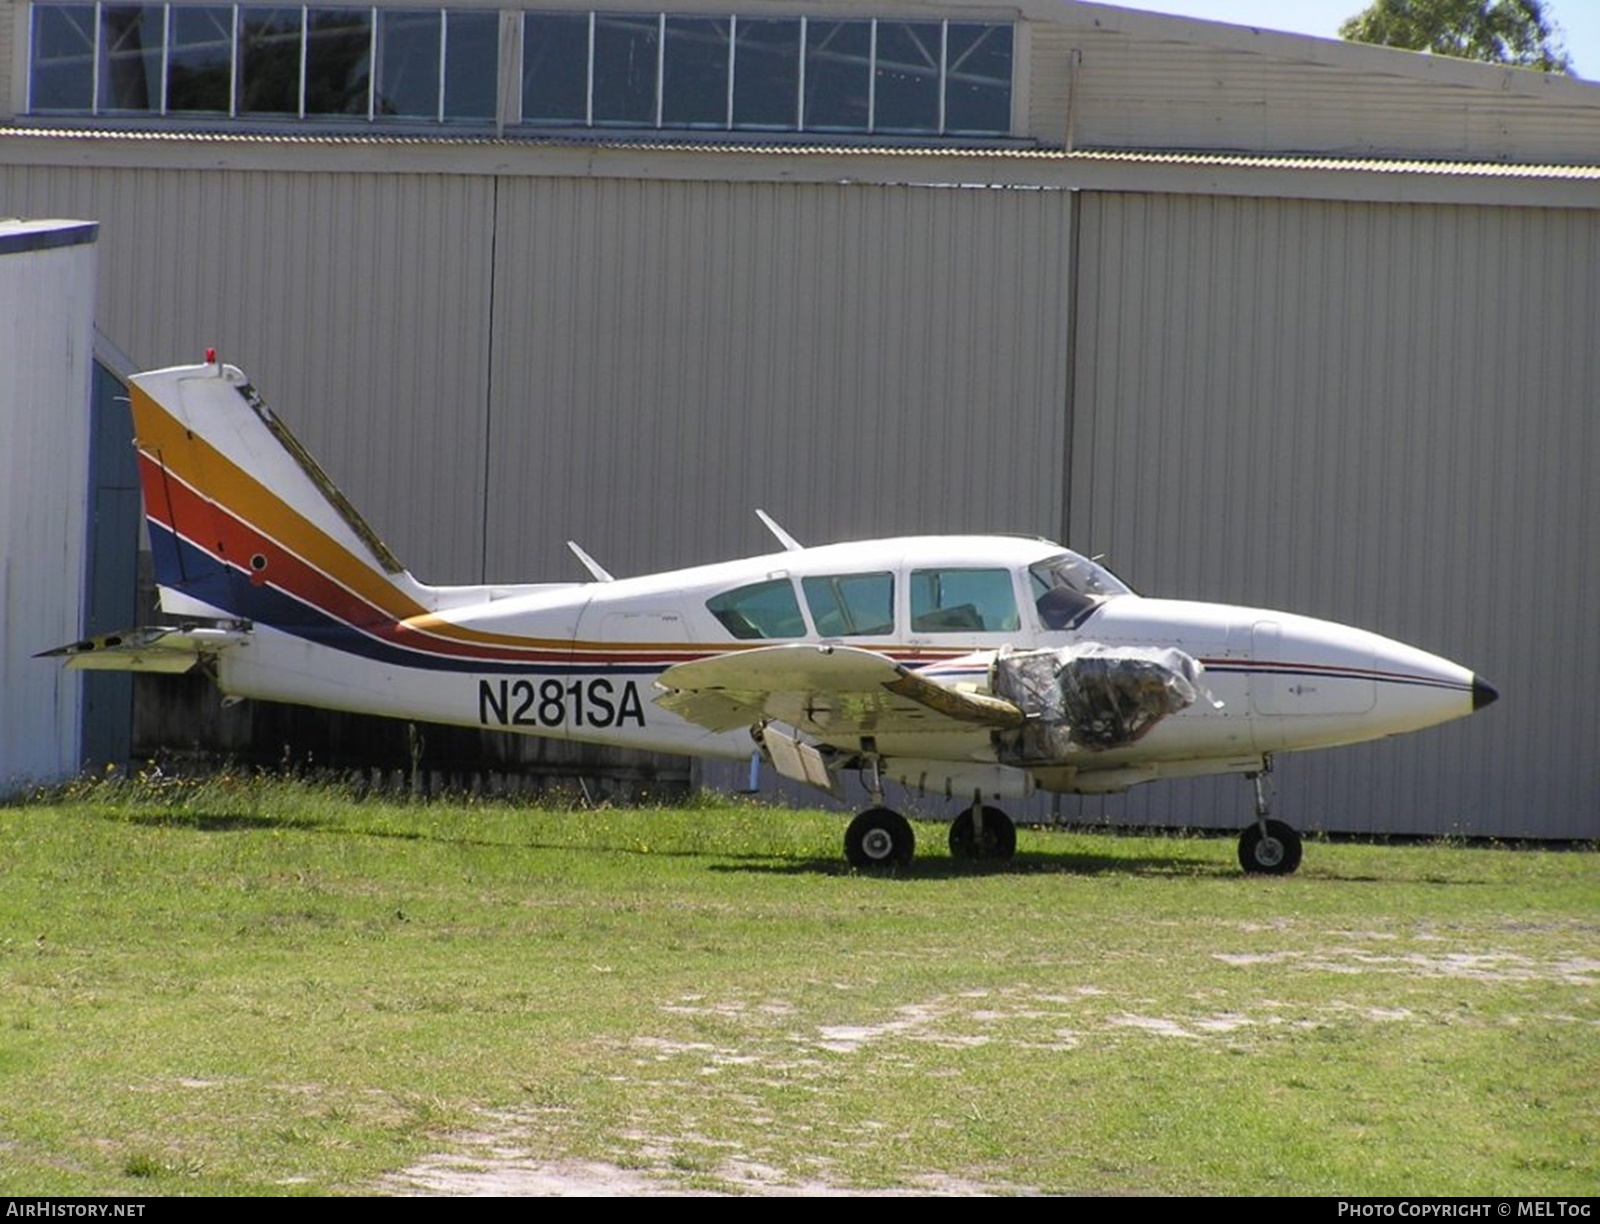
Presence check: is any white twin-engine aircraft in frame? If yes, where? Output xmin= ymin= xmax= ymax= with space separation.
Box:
xmin=51 ymin=357 xmax=1498 ymax=874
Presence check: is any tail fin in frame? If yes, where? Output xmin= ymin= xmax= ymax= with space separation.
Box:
xmin=130 ymin=358 xmax=430 ymax=631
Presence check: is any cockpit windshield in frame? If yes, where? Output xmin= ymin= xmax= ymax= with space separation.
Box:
xmin=1029 ymin=552 xmax=1132 ymax=630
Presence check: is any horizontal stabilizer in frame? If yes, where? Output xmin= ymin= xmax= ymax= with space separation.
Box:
xmin=38 ymin=625 xmax=251 ymax=673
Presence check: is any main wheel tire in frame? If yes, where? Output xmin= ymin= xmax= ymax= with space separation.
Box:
xmin=844 ymin=807 xmax=916 ymax=870
xmin=1238 ymin=819 xmax=1303 ymax=875
xmin=948 ymin=806 xmax=1017 ymax=862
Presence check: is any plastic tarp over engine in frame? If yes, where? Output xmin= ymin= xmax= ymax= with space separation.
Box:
xmin=992 ymin=645 xmax=1207 ymax=763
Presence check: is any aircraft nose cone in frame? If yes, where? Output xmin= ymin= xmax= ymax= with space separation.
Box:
xmin=1472 ymin=675 xmax=1500 ymax=711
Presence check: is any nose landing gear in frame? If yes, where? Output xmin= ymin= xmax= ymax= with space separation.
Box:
xmin=1239 ymin=762 xmax=1303 ymax=875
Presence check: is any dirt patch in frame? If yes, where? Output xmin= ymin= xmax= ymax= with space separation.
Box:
xmin=383 ymin=1111 xmax=1030 ymax=1196
xmin=1212 ymin=948 xmax=1599 ymax=984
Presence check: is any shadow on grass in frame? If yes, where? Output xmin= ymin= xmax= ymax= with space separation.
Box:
xmin=107 ymin=806 xmax=1210 ymax=877
xmin=98 ymin=806 xmax=1497 ymax=886
xmin=713 ymin=848 xmax=1246 ymax=880
xmin=112 ymin=810 xmax=300 ymax=833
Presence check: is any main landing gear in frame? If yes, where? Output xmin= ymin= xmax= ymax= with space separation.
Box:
xmin=844 ymin=807 xmax=916 ymax=870
xmin=948 ymin=801 xmax=1017 ymax=863
xmin=1238 ymin=762 xmax=1303 ymax=875
xmin=842 ymin=759 xmax=1017 ymax=871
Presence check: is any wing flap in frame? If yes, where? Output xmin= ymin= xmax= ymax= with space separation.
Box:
xmin=39 ymin=625 xmax=251 ymax=673
xmin=654 ymin=644 xmax=1022 ymax=738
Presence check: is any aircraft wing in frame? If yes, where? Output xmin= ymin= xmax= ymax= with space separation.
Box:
xmin=38 ymin=625 xmax=252 ymax=673
xmin=654 ymin=644 xmax=1023 ymax=738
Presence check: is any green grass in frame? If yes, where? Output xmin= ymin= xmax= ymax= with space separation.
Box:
xmin=0 ymin=774 xmax=1594 ymax=1195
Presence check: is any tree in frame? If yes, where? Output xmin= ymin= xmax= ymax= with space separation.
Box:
xmin=1339 ymin=0 xmax=1571 ymax=73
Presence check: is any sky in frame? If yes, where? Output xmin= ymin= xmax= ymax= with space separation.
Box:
xmin=1113 ymin=0 xmax=1600 ymax=80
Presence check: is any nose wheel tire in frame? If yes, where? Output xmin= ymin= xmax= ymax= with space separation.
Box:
xmin=845 ymin=807 xmax=916 ymax=870
xmin=1238 ymin=819 xmax=1303 ymax=875
xmin=948 ymin=805 xmax=1017 ymax=862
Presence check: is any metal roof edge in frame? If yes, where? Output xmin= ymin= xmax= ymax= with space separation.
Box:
xmin=3 ymin=125 xmax=1597 ymax=181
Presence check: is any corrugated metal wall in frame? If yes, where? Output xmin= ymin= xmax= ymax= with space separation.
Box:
xmin=0 ymin=221 xmax=95 ymax=791
xmin=1067 ymin=192 xmax=1599 ymax=837
xmin=0 ymin=166 xmax=497 ymax=582
xmin=0 ymin=164 xmax=1071 ymax=586
xmin=485 ymin=177 xmax=1073 ymax=580
xmin=2 ymin=152 xmax=1594 ymax=836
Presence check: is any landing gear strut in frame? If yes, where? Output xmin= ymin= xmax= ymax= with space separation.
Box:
xmin=844 ymin=753 xmax=916 ymax=870
xmin=948 ymin=798 xmax=1017 ymax=862
xmin=1238 ymin=761 xmax=1302 ymax=876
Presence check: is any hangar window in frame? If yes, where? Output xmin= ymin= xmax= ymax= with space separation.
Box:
xmin=945 ymin=23 xmax=1012 ymax=135
xmin=663 ymin=16 xmax=730 ymax=129
xmin=873 ymin=21 xmax=941 ymax=135
xmin=27 ymin=3 xmax=499 ymax=122
xmin=25 ymin=5 xmax=1011 ymax=136
xmin=731 ymin=19 xmax=799 ymax=130
xmin=707 ymin=579 xmax=808 ymax=641
xmin=29 ymin=4 xmax=97 ymax=110
xmin=522 ymin=12 xmax=588 ymax=123
xmin=802 ymin=20 xmax=869 ymax=133
xmin=167 ymin=7 xmax=232 ymax=112
xmin=519 ymin=11 xmax=1012 ymax=138
xmin=304 ymin=8 xmax=376 ymax=118
xmin=102 ymin=6 xmax=168 ymax=112
xmin=236 ymin=7 xmax=302 ymax=116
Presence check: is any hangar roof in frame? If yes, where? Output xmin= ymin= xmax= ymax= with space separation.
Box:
xmin=8 ymin=1 xmax=1600 ymax=165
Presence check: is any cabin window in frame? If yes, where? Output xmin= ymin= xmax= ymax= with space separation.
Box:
xmin=802 ymin=573 xmax=894 ymax=637
xmin=910 ymin=568 xmax=1018 ymax=633
xmin=1029 ymin=552 xmax=1132 ymax=630
xmin=707 ymin=579 xmax=807 ymax=640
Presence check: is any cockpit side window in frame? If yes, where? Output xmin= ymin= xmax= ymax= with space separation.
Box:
xmin=910 ymin=568 xmax=1019 ymax=633
xmin=1029 ymin=552 xmax=1131 ymax=630
xmin=802 ymin=572 xmax=894 ymax=637
xmin=706 ymin=578 xmax=808 ymax=640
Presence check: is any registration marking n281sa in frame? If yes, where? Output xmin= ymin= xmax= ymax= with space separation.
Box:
xmin=478 ymin=677 xmax=646 ymax=729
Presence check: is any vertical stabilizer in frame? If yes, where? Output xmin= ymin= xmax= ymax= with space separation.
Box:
xmin=129 ymin=359 xmax=429 ymax=630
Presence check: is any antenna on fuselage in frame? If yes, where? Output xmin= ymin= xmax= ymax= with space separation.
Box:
xmin=566 ymin=540 xmax=615 ymax=582
xmin=756 ymin=509 xmax=803 ymax=552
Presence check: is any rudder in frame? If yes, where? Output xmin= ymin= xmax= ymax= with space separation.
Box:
xmin=129 ymin=358 xmax=426 ymax=634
